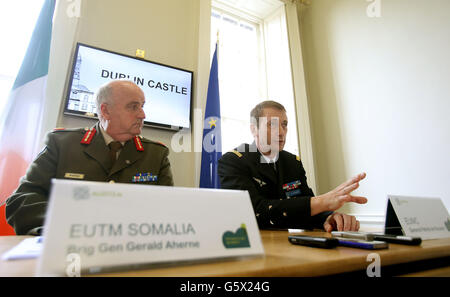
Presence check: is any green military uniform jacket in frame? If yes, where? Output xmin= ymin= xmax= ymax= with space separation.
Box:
xmin=218 ymin=143 xmax=331 ymax=230
xmin=6 ymin=122 xmax=174 ymax=235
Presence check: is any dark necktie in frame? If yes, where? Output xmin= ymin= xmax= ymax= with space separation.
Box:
xmin=109 ymin=141 xmax=123 ymax=166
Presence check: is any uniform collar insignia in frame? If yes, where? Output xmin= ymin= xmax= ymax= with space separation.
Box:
xmin=133 ymin=135 xmax=144 ymax=151
xmin=80 ymin=128 xmax=97 ymax=144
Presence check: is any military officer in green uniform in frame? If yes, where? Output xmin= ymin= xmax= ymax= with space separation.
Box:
xmin=218 ymin=101 xmax=368 ymax=231
xmin=6 ymin=80 xmax=174 ymax=235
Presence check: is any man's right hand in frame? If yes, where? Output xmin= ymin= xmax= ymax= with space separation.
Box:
xmin=310 ymin=172 xmax=368 ymax=216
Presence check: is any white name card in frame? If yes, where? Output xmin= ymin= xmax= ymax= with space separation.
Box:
xmin=37 ymin=179 xmax=264 ymax=276
xmin=388 ymin=195 xmax=450 ymax=240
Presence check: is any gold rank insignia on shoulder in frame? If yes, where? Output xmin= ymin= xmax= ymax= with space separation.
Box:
xmin=80 ymin=128 xmax=96 ymax=144
xmin=296 ymin=155 xmax=301 ymax=161
xmin=231 ymin=150 xmax=243 ymax=158
xmin=133 ymin=135 xmax=144 ymax=151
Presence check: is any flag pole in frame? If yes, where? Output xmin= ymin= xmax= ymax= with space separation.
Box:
xmin=216 ymin=30 xmax=219 ymax=60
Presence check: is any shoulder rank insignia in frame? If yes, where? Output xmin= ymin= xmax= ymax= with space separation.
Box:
xmin=80 ymin=128 xmax=96 ymax=144
xmin=134 ymin=135 xmax=144 ymax=151
xmin=231 ymin=150 xmax=243 ymax=158
xmin=296 ymin=155 xmax=301 ymax=162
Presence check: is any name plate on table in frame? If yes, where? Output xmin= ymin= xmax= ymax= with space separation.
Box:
xmin=37 ymin=179 xmax=264 ymax=276
xmin=386 ymin=195 xmax=450 ymax=240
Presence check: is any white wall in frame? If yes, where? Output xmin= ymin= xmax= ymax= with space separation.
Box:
xmin=299 ymin=0 xmax=450 ymax=220
xmin=44 ymin=0 xmax=211 ymax=187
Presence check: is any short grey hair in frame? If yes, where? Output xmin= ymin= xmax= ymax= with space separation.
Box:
xmin=95 ymin=82 xmax=114 ymax=119
xmin=250 ymin=100 xmax=286 ymax=127
xmin=96 ymin=80 xmax=144 ymax=120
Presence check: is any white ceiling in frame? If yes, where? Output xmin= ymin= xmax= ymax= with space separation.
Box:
xmin=213 ymin=0 xmax=285 ymax=20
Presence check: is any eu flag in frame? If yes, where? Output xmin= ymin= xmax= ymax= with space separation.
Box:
xmin=200 ymin=43 xmax=222 ymax=188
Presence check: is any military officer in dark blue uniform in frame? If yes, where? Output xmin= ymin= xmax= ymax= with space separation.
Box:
xmin=6 ymin=80 xmax=173 ymax=235
xmin=218 ymin=101 xmax=367 ymax=231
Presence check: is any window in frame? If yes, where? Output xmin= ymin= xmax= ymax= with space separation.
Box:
xmin=211 ymin=9 xmax=263 ymax=154
xmin=0 ymin=0 xmax=44 ymax=116
xmin=211 ymin=2 xmax=299 ymax=156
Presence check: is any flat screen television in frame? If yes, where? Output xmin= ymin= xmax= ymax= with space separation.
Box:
xmin=64 ymin=43 xmax=193 ymax=131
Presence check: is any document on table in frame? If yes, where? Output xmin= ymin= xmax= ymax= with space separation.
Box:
xmin=1 ymin=237 xmax=43 ymax=260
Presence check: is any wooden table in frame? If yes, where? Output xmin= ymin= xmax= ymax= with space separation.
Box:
xmin=1 ymin=230 xmax=449 ymax=277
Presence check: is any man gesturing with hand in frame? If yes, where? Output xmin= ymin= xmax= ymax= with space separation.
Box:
xmin=312 ymin=173 xmax=367 ymax=232
xmin=218 ymin=101 xmax=367 ymax=231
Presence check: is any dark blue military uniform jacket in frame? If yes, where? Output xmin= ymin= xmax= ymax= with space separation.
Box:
xmin=218 ymin=143 xmax=331 ymax=230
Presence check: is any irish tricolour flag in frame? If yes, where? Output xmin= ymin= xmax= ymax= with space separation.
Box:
xmin=0 ymin=0 xmax=55 ymax=235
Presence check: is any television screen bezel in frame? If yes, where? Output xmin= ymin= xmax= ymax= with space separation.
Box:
xmin=63 ymin=42 xmax=194 ymax=131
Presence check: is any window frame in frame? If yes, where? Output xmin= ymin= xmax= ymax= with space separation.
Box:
xmin=210 ymin=2 xmax=302 ymax=157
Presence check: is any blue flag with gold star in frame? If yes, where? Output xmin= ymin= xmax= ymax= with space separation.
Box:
xmin=200 ymin=43 xmax=222 ymax=188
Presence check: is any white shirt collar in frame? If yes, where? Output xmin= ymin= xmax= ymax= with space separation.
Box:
xmin=260 ymin=153 xmax=279 ymax=164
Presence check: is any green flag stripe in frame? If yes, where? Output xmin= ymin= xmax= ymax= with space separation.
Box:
xmin=12 ymin=0 xmax=55 ymax=90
